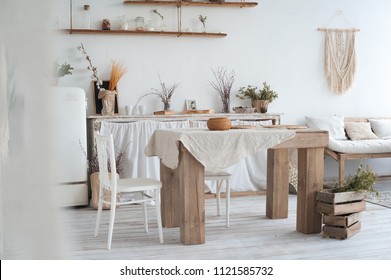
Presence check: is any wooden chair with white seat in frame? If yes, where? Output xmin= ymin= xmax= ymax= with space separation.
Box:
xmin=94 ymin=133 xmax=163 ymax=249
xmin=204 ymin=171 xmax=232 ymax=227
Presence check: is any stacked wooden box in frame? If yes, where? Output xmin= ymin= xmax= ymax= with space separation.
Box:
xmin=316 ymin=190 xmax=366 ymax=239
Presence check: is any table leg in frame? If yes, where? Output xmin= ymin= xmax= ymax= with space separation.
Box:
xmin=296 ymin=147 xmax=324 ymax=233
xmin=178 ymin=144 xmax=205 ymax=245
xmin=160 ymin=161 xmax=180 ymax=228
xmin=266 ymin=148 xmax=289 ymax=219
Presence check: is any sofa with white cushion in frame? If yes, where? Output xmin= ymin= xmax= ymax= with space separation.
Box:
xmin=305 ymin=115 xmax=391 ymax=182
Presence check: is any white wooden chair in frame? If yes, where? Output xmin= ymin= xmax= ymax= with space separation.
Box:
xmin=205 ymin=171 xmax=232 ymax=227
xmin=94 ymin=133 xmax=163 ymax=249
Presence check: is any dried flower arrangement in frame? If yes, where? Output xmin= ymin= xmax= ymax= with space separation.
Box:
xmin=210 ymin=67 xmax=236 ymax=113
xmin=77 ymin=43 xmax=104 ymax=91
xmin=108 ymin=60 xmax=127 ymax=91
xmin=152 ymin=9 xmax=167 ymax=31
xmin=199 ymin=15 xmax=207 ymax=32
xmin=135 ymin=73 xmax=180 ymax=111
xmin=78 ymin=43 xmax=128 ymax=93
xmin=79 ymin=140 xmax=129 ymax=176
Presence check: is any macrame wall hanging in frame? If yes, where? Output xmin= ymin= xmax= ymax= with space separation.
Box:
xmin=318 ymin=11 xmax=360 ymax=94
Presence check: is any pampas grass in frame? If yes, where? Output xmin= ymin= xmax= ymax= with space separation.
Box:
xmin=109 ymin=60 xmax=127 ymax=91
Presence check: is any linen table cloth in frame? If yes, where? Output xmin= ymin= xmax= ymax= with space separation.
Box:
xmin=145 ymin=127 xmax=295 ymax=172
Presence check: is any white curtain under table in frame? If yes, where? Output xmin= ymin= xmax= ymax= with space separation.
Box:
xmin=100 ymin=119 xmax=273 ymax=193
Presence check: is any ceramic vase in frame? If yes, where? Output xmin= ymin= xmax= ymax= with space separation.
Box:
xmin=98 ymin=90 xmax=117 ymax=115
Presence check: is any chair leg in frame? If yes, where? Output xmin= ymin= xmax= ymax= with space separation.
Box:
xmin=216 ymin=180 xmax=222 ymax=216
xmin=155 ymin=189 xmax=164 ymax=244
xmin=143 ymin=193 xmax=149 ymax=233
xmin=107 ymin=199 xmax=117 ymax=250
xmin=94 ymin=189 xmax=104 ymax=237
xmin=225 ymin=179 xmax=230 ymax=228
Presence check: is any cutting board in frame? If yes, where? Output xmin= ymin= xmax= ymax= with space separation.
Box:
xmin=183 ymin=109 xmax=214 ymax=114
xmin=153 ymin=110 xmax=175 ymax=115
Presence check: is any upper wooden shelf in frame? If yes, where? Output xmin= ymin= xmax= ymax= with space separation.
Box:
xmin=60 ymin=29 xmax=227 ymax=38
xmin=123 ymin=1 xmax=258 ymax=8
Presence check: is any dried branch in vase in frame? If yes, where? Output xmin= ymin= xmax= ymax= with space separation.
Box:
xmin=77 ymin=43 xmax=104 ymax=91
xmin=135 ymin=73 xmax=180 ymax=111
xmin=153 ymin=9 xmax=164 ymax=21
xmin=210 ymin=67 xmax=235 ymax=113
xmin=79 ymin=140 xmax=130 ymax=175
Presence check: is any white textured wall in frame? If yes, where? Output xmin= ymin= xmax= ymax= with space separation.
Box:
xmin=53 ymin=0 xmax=391 ymax=177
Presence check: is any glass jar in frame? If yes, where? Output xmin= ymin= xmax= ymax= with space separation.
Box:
xmin=120 ymin=15 xmax=128 ymax=30
xmin=146 ymin=20 xmax=154 ymax=31
xmin=135 ymin=17 xmax=144 ymax=31
xmin=82 ymin=4 xmax=91 ymax=29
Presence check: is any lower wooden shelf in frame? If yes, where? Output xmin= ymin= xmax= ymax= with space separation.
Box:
xmin=59 ymin=29 xmax=227 ymax=38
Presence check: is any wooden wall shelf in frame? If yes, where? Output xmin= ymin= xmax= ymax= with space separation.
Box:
xmin=64 ymin=1 xmax=257 ymax=38
xmin=61 ymin=29 xmax=227 ymax=38
xmin=123 ymin=1 xmax=258 ymax=8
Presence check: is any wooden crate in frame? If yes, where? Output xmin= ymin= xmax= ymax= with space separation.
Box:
xmin=316 ymin=190 xmax=364 ymax=204
xmin=323 ymin=212 xmax=361 ymax=227
xmin=317 ymin=190 xmax=364 ymax=239
xmin=317 ymin=200 xmax=366 ymax=215
xmin=323 ymin=221 xmax=361 ymax=240
xmin=316 ymin=190 xmax=366 ymax=215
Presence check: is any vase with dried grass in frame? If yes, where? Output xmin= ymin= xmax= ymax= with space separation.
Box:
xmin=98 ymin=61 xmax=127 ymax=115
xmin=210 ymin=67 xmax=235 ymax=114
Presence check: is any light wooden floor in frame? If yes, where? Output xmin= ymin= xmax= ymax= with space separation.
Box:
xmin=55 ymin=192 xmax=391 ymax=260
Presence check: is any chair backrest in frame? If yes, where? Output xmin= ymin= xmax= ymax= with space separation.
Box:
xmin=95 ymin=134 xmax=118 ymax=194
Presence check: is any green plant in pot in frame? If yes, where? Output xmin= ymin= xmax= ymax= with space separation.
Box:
xmin=332 ymin=164 xmax=378 ymax=194
xmin=316 ymin=164 xmax=378 ymax=239
xmin=236 ymin=82 xmax=278 ymax=113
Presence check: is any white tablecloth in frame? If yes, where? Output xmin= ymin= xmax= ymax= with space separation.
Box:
xmin=100 ymin=119 xmax=288 ymax=192
xmin=145 ymin=128 xmax=295 ymax=172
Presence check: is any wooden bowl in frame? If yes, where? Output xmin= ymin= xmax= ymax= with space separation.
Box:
xmin=207 ymin=117 xmax=231 ymax=130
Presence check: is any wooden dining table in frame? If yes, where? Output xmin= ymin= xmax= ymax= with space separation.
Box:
xmin=145 ymin=127 xmax=328 ymax=245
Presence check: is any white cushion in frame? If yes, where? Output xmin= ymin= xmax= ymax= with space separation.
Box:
xmin=305 ymin=115 xmax=347 ymax=140
xmin=344 ymin=122 xmax=378 ymax=140
xmin=369 ymin=119 xmax=391 ymax=139
xmin=328 ymin=138 xmax=391 ymax=153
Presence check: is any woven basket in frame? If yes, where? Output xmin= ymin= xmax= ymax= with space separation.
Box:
xmin=207 ymin=117 xmax=231 ymax=130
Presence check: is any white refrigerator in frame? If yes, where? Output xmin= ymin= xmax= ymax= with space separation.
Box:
xmin=51 ymin=87 xmax=88 ymax=206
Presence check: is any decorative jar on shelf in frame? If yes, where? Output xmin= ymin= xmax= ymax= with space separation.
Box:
xmin=102 ymin=19 xmax=110 ymax=30
xmin=82 ymin=4 xmax=91 ymax=29
xmin=146 ymin=20 xmax=154 ymax=31
xmin=135 ymin=17 xmax=145 ymax=31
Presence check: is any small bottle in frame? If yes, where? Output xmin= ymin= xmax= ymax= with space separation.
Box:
xmin=82 ymin=4 xmax=91 ymax=29
xmin=135 ymin=17 xmax=144 ymax=31
xmin=120 ymin=15 xmax=128 ymax=30
xmin=146 ymin=20 xmax=154 ymax=31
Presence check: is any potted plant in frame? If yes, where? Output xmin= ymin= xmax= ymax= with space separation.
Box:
xmin=316 ymin=164 xmax=378 ymax=239
xmin=52 ymin=61 xmax=73 ymax=85
xmin=236 ymin=82 xmax=278 ymax=113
